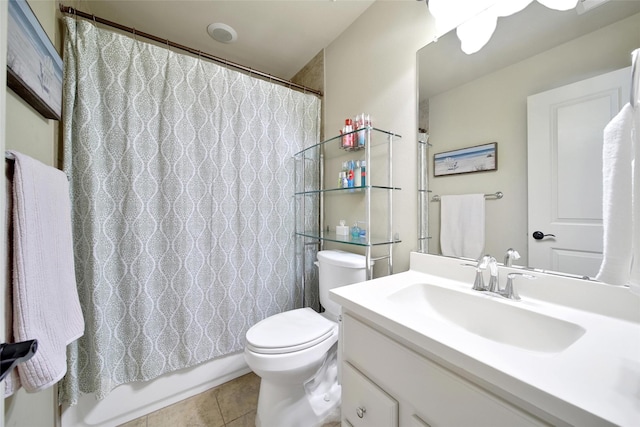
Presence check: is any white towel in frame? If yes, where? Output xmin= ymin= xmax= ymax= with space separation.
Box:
xmin=440 ymin=194 xmax=485 ymax=259
xmin=630 ymin=104 xmax=640 ymax=294
xmin=6 ymin=151 xmax=84 ymax=394
xmin=596 ymin=104 xmax=640 ymax=295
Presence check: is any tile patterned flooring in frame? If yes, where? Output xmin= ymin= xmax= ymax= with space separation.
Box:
xmin=119 ymin=372 xmax=341 ymax=427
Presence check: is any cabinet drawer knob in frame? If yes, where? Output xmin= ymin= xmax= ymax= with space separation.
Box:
xmin=357 ymin=406 xmax=366 ymax=418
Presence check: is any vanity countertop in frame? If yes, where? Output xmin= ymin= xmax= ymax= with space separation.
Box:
xmin=330 ymin=252 xmax=640 ymax=427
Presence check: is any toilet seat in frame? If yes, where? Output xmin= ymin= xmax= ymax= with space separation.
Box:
xmin=246 ymin=308 xmax=336 ymax=354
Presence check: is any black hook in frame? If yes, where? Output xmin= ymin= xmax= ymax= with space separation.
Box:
xmin=0 ymin=340 xmax=38 ymax=382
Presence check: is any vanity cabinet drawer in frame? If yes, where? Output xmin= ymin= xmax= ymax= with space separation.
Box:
xmin=342 ymin=313 xmax=548 ymax=427
xmin=342 ymin=361 xmax=399 ymax=427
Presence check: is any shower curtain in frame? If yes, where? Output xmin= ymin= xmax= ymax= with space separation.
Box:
xmin=59 ymin=17 xmax=320 ymax=404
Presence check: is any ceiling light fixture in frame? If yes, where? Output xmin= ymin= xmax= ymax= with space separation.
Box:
xmin=576 ymin=0 xmax=610 ymax=15
xmin=207 ymin=23 xmax=238 ymax=44
xmin=428 ymin=0 xmax=579 ymax=54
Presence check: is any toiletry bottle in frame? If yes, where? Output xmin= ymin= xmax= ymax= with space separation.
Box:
xmin=347 ymin=161 xmax=354 ymax=188
xmin=341 ymin=161 xmax=349 ymax=187
xmin=357 ymin=221 xmax=367 ymax=238
xmin=354 ymin=160 xmax=362 ymax=187
xmin=356 ymin=114 xmax=366 ymax=148
xmin=344 ymin=119 xmax=354 ymax=149
xmin=350 ymin=223 xmax=360 ymax=239
xmin=360 ymin=160 xmax=366 ymax=187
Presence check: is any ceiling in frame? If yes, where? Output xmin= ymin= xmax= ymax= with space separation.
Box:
xmin=418 ymin=0 xmax=640 ymax=99
xmin=72 ymin=0 xmax=377 ymax=80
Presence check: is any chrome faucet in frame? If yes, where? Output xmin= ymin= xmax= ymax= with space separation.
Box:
xmin=471 ymin=255 xmax=491 ymax=291
xmin=465 ymin=254 xmax=535 ymax=301
xmin=504 ymin=248 xmax=521 ymax=267
xmin=503 ymin=273 xmax=535 ymax=300
xmin=487 ymin=257 xmax=500 ymax=293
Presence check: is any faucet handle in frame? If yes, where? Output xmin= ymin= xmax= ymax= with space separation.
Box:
xmin=503 ymin=273 xmax=535 ymax=300
xmin=477 ymin=254 xmax=491 ymax=267
xmin=487 ymin=257 xmax=500 ymax=293
xmin=472 ymin=268 xmax=487 ymax=291
xmin=504 ymin=248 xmax=521 ymax=267
xmin=461 ymin=263 xmax=487 ymax=291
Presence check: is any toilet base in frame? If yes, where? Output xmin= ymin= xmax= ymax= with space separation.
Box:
xmin=255 ymin=378 xmax=340 ymax=427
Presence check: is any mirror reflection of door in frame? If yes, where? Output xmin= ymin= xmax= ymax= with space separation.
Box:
xmin=527 ymin=67 xmax=631 ymax=277
xmin=419 ymin=1 xmax=640 ymax=277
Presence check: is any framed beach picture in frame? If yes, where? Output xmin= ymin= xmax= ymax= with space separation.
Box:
xmin=7 ymin=0 xmax=63 ymax=120
xmin=434 ymin=142 xmax=497 ymax=177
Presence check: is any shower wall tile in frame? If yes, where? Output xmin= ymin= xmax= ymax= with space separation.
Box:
xmin=291 ymin=49 xmax=325 ymax=142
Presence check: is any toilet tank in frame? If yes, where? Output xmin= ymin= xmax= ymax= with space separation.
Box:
xmin=317 ymin=250 xmax=371 ymax=318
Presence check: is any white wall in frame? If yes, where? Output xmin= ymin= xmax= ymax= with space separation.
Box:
xmin=324 ymin=0 xmax=435 ymax=274
xmin=5 ymin=0 xmax=58 ymax=166
xmin=4 ymin=0 xmax=59 ymax=426
xmin=428 ymin=13 xmax=640 ymax=264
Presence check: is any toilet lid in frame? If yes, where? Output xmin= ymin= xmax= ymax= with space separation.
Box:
xmin=246 ymin=307 xmax=337 ymax=354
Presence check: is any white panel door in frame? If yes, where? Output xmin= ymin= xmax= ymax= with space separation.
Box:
xmin=527 ymin=67 xmax=630 ymax=278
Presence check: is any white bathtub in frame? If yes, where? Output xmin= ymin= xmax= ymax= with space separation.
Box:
xmin=61 ymin=352 xmax=250 ymax=427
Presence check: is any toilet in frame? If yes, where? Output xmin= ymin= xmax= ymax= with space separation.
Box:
xmin=244 ymin=250 xmax=369 ymax=427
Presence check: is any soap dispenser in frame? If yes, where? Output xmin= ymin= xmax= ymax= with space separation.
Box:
xmin=350 ymin=223 xmax=361 ymax=239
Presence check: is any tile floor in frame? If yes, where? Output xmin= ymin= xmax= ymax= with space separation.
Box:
xmin=119 ymin=372 xmax=341 ymax=427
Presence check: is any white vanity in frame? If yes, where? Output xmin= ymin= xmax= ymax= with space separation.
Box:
xmin=329 ymin=252 xmax=640 ymax=427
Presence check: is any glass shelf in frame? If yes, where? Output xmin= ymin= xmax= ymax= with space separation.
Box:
xmin=294 ymin=185 xmax=402 ymax=196
xmin=295 ymin=230 xmax=402 ymax=247
xmin=295 ymin=125 xmax=401 ymax=280
xmin=293 ymin=127 xmax=401 ymax=158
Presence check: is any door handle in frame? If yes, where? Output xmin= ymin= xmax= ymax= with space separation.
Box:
xmin=532 ymin=231 xmax=556 ymax=240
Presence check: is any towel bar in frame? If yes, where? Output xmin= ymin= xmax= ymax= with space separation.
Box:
xmin=631 ymin=48 xmax=639 ymax=107
xmin=431 ymin=191 xmax=503 ymax=202
xmin=5 ymin=151 xmax=70 ymax=181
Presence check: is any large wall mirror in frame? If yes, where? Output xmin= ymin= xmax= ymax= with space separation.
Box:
xmin=418 ymin=1 xmax=640 ymax=278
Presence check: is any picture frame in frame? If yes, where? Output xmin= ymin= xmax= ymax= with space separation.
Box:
xmin=7 ymin=0 xmax=63 ymax=120
xmin=434 ymin=142 xmax=497 ymax=177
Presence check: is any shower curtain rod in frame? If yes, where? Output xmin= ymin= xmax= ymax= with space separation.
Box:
xmin=58 ymin=4 xmax=323 ymax=97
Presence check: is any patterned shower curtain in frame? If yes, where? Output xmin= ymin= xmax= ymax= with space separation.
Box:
xmin=59 ymin=17 xmax=320 ymax=404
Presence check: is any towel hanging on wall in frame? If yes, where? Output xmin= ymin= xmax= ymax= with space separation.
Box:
xmin=5 ymin=151 xmax=84 ymax=395
xmin=440 ymin=193 xmax=486 ymax=259
xmin=597 ymin=49 xmax=640 ymax=295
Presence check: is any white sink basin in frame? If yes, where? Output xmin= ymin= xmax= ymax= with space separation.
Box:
xmin=388 ymin=283 xmax=586 ymax=353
